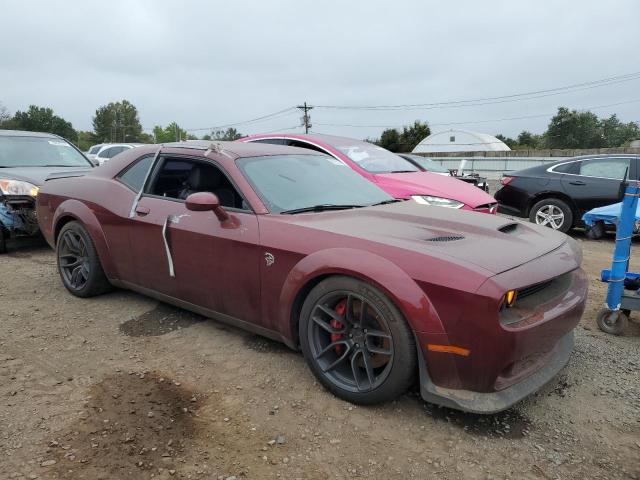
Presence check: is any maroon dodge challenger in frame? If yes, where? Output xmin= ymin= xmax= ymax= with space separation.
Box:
xmin=36 ymin=141 xmax=587 ymax=413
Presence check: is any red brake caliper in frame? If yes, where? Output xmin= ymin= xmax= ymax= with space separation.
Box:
xmin=330 ymin=300 xmax=347 ymax=355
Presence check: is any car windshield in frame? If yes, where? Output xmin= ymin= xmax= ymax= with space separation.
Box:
xmin=0 ymin=136 xmax=91 ymax=168
xmin=404 ymin=155 xmax=449 ymax=174
xmin=334 ymin=143 xmax=419 ymax=174
xmin=88 ymin=145 xmax=102 ymax=154
xmin=237 ymin=154 xmax=392 ymax=213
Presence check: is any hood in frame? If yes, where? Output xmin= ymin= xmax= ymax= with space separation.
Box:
xmin=373 ymin=171 xmax=495 ymax=208
xmin=0 ymin=166 xmax=92 ymax=186
xmin=283 ymin=201 xmax=568 ymax=275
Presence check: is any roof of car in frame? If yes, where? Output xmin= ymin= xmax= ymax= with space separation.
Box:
xmin=0 ymin=129 xmax=61 ymax=139
xmin=246 ymin=132 xmax=364 ymax=147
xmin=162 ymin=140 xmax=324 ymax=158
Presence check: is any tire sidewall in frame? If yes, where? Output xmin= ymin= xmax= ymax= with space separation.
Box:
xmin=529 ymin=198 xmax=573 ymax=233
xmin=56 ymin=221 xmax=107 ymax=297
xmin=299 ymin=276 xmax=416 ymax=405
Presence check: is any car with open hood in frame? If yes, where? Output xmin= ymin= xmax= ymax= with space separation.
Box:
xmin=37 ymin=140 xmax=586 ymax=413
xmin=0 ymin=130 xmax=93 ymax=253
xmin=240 ymin=133 xmax=498 ymax=213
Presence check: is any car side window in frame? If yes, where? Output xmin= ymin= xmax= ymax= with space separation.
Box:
xmin=117 ymin=155 xmax=155 ymax=192
xmin=552 ymin=162 xmax=577 ymax=174
xmin=577 ymin=158 xmax=630 ymax=179
xmin=251 ymin=138 xmax=286 ymax=145
xmin=286 ymin=140 xmax=326 ymax=153
xmin=100 ymin=147 xmax=117 ymax=158
xmin=146 ymin=157 xmax=249 ymax=210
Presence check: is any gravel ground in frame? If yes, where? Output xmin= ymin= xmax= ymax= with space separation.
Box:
xmin=0 ymin=233 xmax=638 ymax=480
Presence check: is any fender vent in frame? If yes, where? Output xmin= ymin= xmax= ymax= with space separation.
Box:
xmin=498 ymin=223 xmax=519 ymax=234
xmin=426 ymin=235 xmax=465 ymax=242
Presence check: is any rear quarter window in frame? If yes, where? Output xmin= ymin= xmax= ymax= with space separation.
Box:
xmin=551 ymin=162 xmax=577 ymax=174
xmin=117 ymin=156 xmax=154 ymax=192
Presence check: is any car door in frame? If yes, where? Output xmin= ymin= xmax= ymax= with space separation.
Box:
xmin=561 ymin=157 xmax=635 ymax=213
xmin=127 ymin=156 xmax=262 ymax=325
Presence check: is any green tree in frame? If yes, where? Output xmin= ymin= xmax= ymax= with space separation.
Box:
xmin=544 ymin=107 xmax=604 ymax=149
xmin=93 ymin=100 xmax=143 ymax=143
xmin=153 ymin=122 xmax=187 ymax=143
xmin=495 ymin=134 xmax=517 ymax=149
xmin=76 ymin=131 xmax=96 ymax=151
xmin=11 ymin=105 xmax=77 ymax=140
xmin=399 ymin=120 xmax=430 ymax=152
xmin=376 ymin=128 xmax=402 ymax=152
xmin=600 ymin=114 xmax=640 ymax=148
xmin=212 ymin=127 xmax=243 ymax=141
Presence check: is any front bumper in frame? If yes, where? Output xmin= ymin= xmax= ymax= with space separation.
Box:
xmin=0 ymin=196 xmax=39 ymax=236
xmin=417 ymin=331 xmax=574 ymax=414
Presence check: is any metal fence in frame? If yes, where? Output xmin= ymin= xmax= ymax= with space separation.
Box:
xmin=426 ymin=156 xmax=560 ymax=179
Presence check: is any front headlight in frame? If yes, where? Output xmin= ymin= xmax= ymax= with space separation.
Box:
xmin=412 ymin=195 xmax=464 ymax=209
xmin=0 ymin=179 xmax=40 ymax=197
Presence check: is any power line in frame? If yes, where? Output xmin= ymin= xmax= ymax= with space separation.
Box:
xmin=185 ymin=106 xmax=297 ymax=132
xmin=315 ymin=72 xmax=640 ymax=111
xmin=313 ymin=98 xmax=640 ymax=129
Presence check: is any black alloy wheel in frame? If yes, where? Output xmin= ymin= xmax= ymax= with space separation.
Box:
xmin=300 ymin=276 xmax=415 ymax=405
xmin=56 ymin=221 xmax=112 ymax=297
xmin=58 ymin=229 xmax=90 ymax=291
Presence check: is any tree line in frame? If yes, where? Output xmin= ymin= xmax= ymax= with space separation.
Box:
xmin=1 ymin=100 xmax=638 ymax=152
xmin=369 ymin=107 xmax=640 ymax=152
xmin=0 ymin=99 xmax=242 ymax=151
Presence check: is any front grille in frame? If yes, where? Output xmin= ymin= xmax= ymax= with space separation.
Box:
xmin=500 ymin=272 xmax=573 ymax=327
xmin=517 ymin=280 xmax=552 ymax=299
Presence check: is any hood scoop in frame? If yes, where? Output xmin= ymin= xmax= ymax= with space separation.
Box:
xmin=426 ymin=235 xmax=465 ymax=242
xmin=498 ymin=223 xmax=520 ymax=234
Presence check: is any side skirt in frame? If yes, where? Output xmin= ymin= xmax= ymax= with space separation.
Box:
xmin=111 ymin=279 xmax=298 ymax=350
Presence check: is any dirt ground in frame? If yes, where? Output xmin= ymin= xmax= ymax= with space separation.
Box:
xmin=0 ymin=233 xmax=638 ymax=480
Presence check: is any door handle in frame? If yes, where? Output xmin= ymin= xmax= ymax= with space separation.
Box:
xmin=162 ymin=215 xmax=177 ymax=277
xmin=135 ymin=205 xmax=150 ymax=216
xmin=569 ymin=180 xmax=586 ymax=186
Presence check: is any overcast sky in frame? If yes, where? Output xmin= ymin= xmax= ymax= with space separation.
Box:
xmin=2 ymin=0 xmax=639 ymax=140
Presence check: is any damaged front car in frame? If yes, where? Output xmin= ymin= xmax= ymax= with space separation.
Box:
xmin=0 ymin=130 xmax=93 ymax=253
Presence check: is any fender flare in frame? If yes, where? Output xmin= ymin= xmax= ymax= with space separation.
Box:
xmin=52 ymin=199 xmax=118 ymax=280
xmin=278 ymin=247 xmax=446 ymax=342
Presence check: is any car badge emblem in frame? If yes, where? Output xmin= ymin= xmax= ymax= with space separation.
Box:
xmin=265 ymin=252 xmax=275 ymax=266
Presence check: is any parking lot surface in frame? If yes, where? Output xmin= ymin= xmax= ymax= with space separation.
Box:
xmin=1 ymin=234 xmax=638 ymax=480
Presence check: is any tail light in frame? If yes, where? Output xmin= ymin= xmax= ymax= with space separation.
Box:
xmin=500 ymin=176 xmax=514 ymax=186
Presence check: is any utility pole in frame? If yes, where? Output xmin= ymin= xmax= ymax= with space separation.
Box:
xmin=297 ymin=102 xmax=313 ymax=133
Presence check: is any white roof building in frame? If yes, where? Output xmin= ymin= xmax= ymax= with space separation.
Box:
xmin=412 ymin=129 xmax=511 ymax=153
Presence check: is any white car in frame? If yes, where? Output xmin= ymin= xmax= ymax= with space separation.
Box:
xmin=90 ymin=143 xmax=145 ymax=165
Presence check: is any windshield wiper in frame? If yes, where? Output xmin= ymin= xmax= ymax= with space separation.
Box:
xmin=370 ymin=199 xmax=406 ymax=206
xmin=388 ymin=170 xmax=416 ymax=173
xmin=281 ymin=204 xmax=365 ymax=215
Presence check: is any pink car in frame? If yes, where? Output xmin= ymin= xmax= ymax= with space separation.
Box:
xmin=240 ymin=133 xmax=497 ymax=213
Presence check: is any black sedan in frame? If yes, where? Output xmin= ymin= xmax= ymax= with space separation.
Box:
xmin=495 ymin=154 xmax=638 ymax=233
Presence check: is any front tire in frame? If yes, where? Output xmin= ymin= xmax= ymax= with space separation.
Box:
xmin=529 ymin=198 xmax=573 ymax=233
xmin=299 ymin=276 xmax=416 ymax=405
xmin=56 ymin=221 xmax=112 ymax=297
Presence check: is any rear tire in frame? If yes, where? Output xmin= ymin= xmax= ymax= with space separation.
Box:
xmin=299 ymin=276 xmax=416 ymax=405
xmin=56 ymin=221 xmax=112 ymax=297
xmin=529 ymin=198 xmax=573 ymax=233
